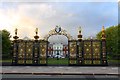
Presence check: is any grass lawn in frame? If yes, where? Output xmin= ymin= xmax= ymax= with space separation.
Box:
xmin=0 ymin=59 xmax=12 ymax=63
xmin=108 ymin=59 xmax=120 ymax=63
xmin=47 ymin=58 xmax=69 ymax=65
xmin=1 ymin=58 xmax=119 ymax=65
xmin=0 ymin=58 xmax=69 ymax=65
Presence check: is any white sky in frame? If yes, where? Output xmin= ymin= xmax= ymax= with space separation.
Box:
xmin=0 ymin=1 xmax=118 ymax=41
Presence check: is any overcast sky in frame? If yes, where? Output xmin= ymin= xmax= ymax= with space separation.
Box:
xmin=0 ymin=1 xmax=118 ymax=44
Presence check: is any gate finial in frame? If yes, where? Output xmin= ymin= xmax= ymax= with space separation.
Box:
xmin=78 ymin=26 xmax=82 ymax=41
xmin=35 ymin=28 xmax=38 ymax=35
xmin=34 ymin=28 xmax=39 ymax=41
xmin=15 ymin=28 xmax=18 ymax=36
xmin=101 ymin=26 xmax=106 ymax=40
xmin=13 ymin=28 xmax=19 ymax=40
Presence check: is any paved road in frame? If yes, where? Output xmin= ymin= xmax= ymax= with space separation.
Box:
xmin=0 ymin=66 xmax=119 ymax=80
xmin=2 ymin=74 xmax=119 ymax=79
xmin=1 ymin=66 xmax=118 ymax=74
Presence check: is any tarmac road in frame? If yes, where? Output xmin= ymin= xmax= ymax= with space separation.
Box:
xmin=1 ymin=74 xmax=119 ymax=80
xmin=0 ymin=66 xmax=119 ymax=80
xmin=1 ymin=66 xmax=118 ymax=74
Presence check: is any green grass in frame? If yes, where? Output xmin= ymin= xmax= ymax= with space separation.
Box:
xmin=1 ymin=59 xmax=119 ymax=65
xmin=0 ymin=58 xmax=69 ymax=65
xmin=47 ymin=58 xmax=69 ymax=65
xmin=0 ymin=59 xmax=12 ymax=63
xmin=108 ymin=60 xmax=120 ymax=63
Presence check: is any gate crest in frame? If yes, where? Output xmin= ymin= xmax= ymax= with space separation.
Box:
xmin=44 ymin=26 xmax=74 ymax=41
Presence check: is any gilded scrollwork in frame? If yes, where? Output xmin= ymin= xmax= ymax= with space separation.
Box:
xmin=44 ymin=26 xmax=73 ymax=40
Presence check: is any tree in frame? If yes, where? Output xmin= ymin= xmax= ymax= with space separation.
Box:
xmin=118 ymin=24 xmax=120 ymax=56
xmin=96 ymin=25 xmax=119 ymax=59
xmin=0 ymin=30 xmax=11 ymax=59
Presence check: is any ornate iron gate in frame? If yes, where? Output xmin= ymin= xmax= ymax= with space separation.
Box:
xmin=12 ymin=26 xmax=107 ymax=66
xmin=82 ymin=40 xmax=102 ymax=65
xmin=39 ymin=40 xmax=48 ymax=65
xmin=68 ymin=40 xmax=77 ymax=65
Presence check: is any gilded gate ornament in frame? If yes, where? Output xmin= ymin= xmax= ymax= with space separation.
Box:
xmin=44 ymin=26 xmax=74 ymax=41
xmin=15 ymin=28 xmax=18 ymax=35
xmin=55 ymin=25 xmax=61 ymax=33
xmin=12 ymin=26 xmax=107 ymax=66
